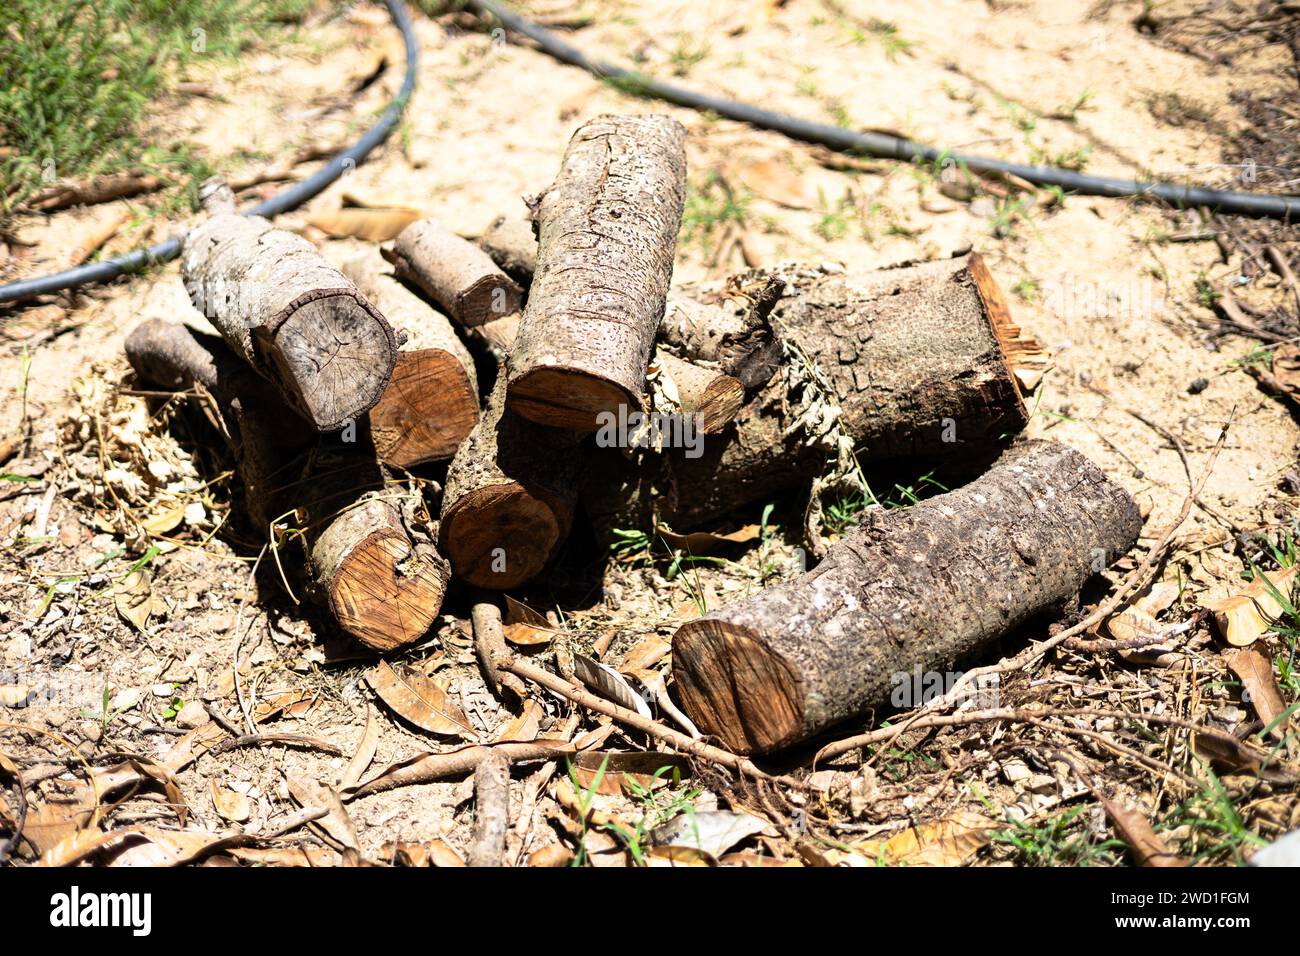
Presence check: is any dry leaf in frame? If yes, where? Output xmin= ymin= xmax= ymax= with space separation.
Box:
xmin=651 ymin=810 xmax=768 ymax=857
xmin=367 ymin=659 xmax=473 ymax=737
xmin=339 ymin=704 xmax=380 ymax=790
xmin=1102 ymin=799 xmax=1186 ymax=867
xmin=502 ymin=594 xmax=557 ymax=646
xmin=1225 ymin=646 xmax=1290 ymax=740
xmin=495 ymin=698 xmax=544 ymax=743
xmin=853 ymin=810 xmax=995 ymax=866
xmin=112 ymin=570 xmax=154 ymax=631
xmin=305 ymin=205 xmax=421 ymax=241
xmin=210 ymin=781 xmax=250 ymax=823
xmin=572 ymin=654 xmax=652 ymax=718
xmin=619 ymin=636 xmax=671 ymax=676
xmin=1208 ymin=567 xmax=1297 ymax=646
xmin=721 ymin=851 xmax=802 ymax=867
xmin=733 ymin=159 xmax=816 ymax=209
xmin=383 ymin=838 xmax=465 ymax=867
xmin=656 ymin=523 xmax=761 ymax=555
xmin=286 ymin=774 xmax=359 ymax=853
xmin=572 ymin=751 xmax=691 ymax=796
xmin=646 ymin=845 xmax=716 ymax=866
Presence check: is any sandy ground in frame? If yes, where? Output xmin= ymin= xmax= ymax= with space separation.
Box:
xmin=0 ymin=0 xmax=1297 ymax=866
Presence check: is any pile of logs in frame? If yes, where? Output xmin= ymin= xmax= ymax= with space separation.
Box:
xmin=127 ymin=112 xmax=1139 ymax=753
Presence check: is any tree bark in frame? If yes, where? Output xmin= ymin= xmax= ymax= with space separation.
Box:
xmin=506 ymin=114 xmax=687 ymax=431
xmin=466 ymin=750 xmax=511 ymax=867
xmin=583 ymin=254 xmax=1048 ymax=537
xmin=297 ymin=449 xmax=451 ymax=652
xmin=385 ymin=218 xmax=523 ymax=329
xmin=125 ymin=320 xmax=448 ymax=652
xmin=658 ymin=281 xmax=784 ymax=392
xmin=672 ymin=440 xmax=1142 ymax=754
xmin=478 ymin=215 xmax=537 ymax=286
xmin=180 ymin=212 xmax=396 ymax=432
xmin=124 ymin=318 xmax=309 ymax=533
xmin=341 ymin=250 xmax=479 ymax=469
xmin=439 ymin=375 xmax=581 ymax=590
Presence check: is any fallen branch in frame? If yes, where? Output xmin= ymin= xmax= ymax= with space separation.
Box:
xmin=466 ymin=750 xmax=511 ymax=867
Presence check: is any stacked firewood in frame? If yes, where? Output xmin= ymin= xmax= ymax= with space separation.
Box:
xmin=127 ymin=113 xmax=1140 ymax=754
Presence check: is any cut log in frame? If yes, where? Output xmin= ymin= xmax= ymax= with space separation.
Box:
xmin=125 ymin=320 xmax=448 ymax=651
xmin=584 ymin=254 xmax=1049 ymax=537
xmin=297 ymin=450 xmax=451 ymax=652
xmin=124 ymin=318 xmax=309 ymax=532
xmin=673 ymin=440 xmax=1142 ymax=754
xmin=180 ymin=199 xmax=396 ymax=432
xmin=478 ymin=215 xmax=537 ymax=285
xmin=506 ymin=114 xmax=687 ymax=431
xmin=386 ymin=218 xmax=523 ymax=329
xmin=439 ymin=375 xmax=581 ymax=590
xmin=652 ymin=351 xmax=744 ymax=435
xmin=341 ymin=250 xmax=479 ymax=469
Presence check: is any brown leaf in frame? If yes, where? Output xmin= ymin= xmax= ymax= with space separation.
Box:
xmin=366 ymin=659 xmax=473 ymax=738
xmin=572 ymin=751 xmax=692 ymax=796
xmin=852 ymin=811 xmax=995 ymax=866
xmin=501 ymin=594 xmax=557 ymax=647
xmin=645 ymin=845 xmax=716 ymax=866
xmin=286 ymin=774 xmax=359 ymax=853
xmin=656 ymin=523 xmax=761 ymax=555
xmin=1208 ymin=566 xmax=1297 ymax=647
xmin=382 ymin=838 xmax=465 ymax=867
xmin=339 ymin=704 xmax=380 ymax=789
xmin=732 ymin=159 xmax=816 ymax=209
xmin=1101 ymin=799 xmax=1186 ymax=867
xmin=495 ymin=698 xmax=544 ymax=743
xmin=305 ymin=205 xmax=421 ymax=241
xmin=1225 ymin=646 xmax=1290 ymax=740
xmin=210 ymin=781 xmax=250 ymax=823
xmin=619 ymin=636 xmax=672 ymax=677
xmin=112 ymin=570 xmax=154 ymax=632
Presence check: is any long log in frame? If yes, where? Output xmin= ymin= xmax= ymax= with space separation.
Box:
xmin=439 ymin=375 xmax=581 ymax=590
xmin=672 ymin=440 xmax=1142 ymax=754
xmin=125 ymin=321 xmax=448 ymax=651
xmin=583 ymin=254 xmax=1049 ymax=536
xmin=341 ymin=250 xmax=479 ymax=469
xmin=386 ymin=218 xmax=523 ymax=329
xmin=506 ymin=114 xmax=687 ymax=431
xmin=180 ymin=187 xmax=396 ymax=432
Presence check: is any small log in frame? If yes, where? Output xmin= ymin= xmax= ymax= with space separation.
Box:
xmin=386 ymin=218 xmax=523 ymax=329
xmin=341 ymin=250 xmax=479 ymax=469
xmin=125 ymin=321 xmax=448 ymax=651
xmin=124 ymin=318 xmax=308 ymax=532
xmin=466 ymin=750 xmax=511 ymax=867
xmin=478 ymin=215 xmax=537 ymax=285
xmin=673 ymin=440 xmax=1142 ymax=754
xmin=506 ymin=114 xmax=687 ymax=431
xmin=439 ymin=375 xmax=581 ymax=590
xmin=584 ymin=254 xmax=1049 ymax=536
xmin=652 ymin=351 xmax=744 ymax=435
xmin=180 ymin=188 xmax=396 ymax=432
xmin=297 ymin=450 xmax=451 ymax=652
xmin=659 ymin=283 xmax=784 ymax=392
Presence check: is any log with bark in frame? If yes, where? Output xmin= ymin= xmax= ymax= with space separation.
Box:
xmin=125 ymin=320 xmax=448 ymax=652
xmin=583 ymin=254 xmax=1051 ymax=538
xmin=438 ymin=375 xmax=582 ymax=590
xmin=295 ymin=448 xmax=451 ymax=652
xmin=341 ymin=250 xmax=479 ymax=469
xmin=478 ymin=215 xmax=537 ymax=285
xmin=505 ymin=114 xmax=687 ymax=431
xmin=180 ymin=183 xmax=397 ymax=432
xmin=385 ymin=218 xmax=523 ymax=329
xmin=672 ymin=439 xmax=1142 ymax=754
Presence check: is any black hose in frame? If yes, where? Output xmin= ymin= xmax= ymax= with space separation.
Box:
xmin=0 ymin=0 xmax=419 ymax=305
xmin=468 ymin=0 xmax=1299 ymax=222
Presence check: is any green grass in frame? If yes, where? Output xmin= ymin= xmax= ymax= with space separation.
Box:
xmin=679 ymin=172 xmax=750 ymax=251
xmin=1 ymin=0 xmax=309 ymax=217
xmin=823 ymin=472 xmax=949 ymax=534
xmin=991 ymin=805 xmax=1126 ymax=866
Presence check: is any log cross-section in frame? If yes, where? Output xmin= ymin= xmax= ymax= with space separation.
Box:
xmin=506 ymin=114 xmax=687 ymax=431
xmin=181 ymin=212 xmax=397 ymax=432
xmin=672 ymin=440 xmax=1142 ymax=754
